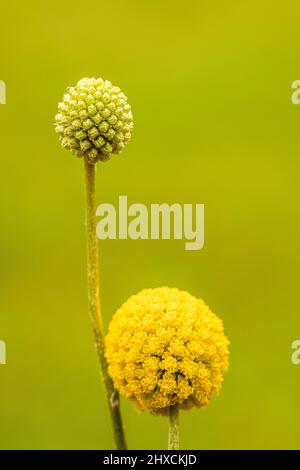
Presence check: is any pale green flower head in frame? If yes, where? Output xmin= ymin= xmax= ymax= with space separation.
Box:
xmin=55 ymin=77 xmax=133 ymax=163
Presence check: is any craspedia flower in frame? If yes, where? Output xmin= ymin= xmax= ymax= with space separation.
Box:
xmin=55 ymin=77 xmax=133 ymax=163
xmin=105 ymin=287 xmax=230 ymax=414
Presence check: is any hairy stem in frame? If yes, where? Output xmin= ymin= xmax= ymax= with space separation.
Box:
xmin=84 ymin=158 xmax=127 ymax=450
xmin=168 ymin=405 xmax=179 ymax=450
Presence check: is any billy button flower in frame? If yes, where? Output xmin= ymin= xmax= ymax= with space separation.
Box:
xmin=55 ymin=77 xmax=133 ymax=450
xmin=105 ymin=287 xmax=230 ymax=450
xmin=55 ymin=77 xmax=133 ymax=163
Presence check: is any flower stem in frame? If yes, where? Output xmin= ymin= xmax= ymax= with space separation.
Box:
xmin=168 ymin=405 xmax=179 ymax=450
xmin=83 ymin=158 xmax=127 ymax=450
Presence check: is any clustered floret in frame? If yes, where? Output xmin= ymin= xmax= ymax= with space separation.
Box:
xmin=55 ymin=77 xmax=133 ymax=163
xmin=105 ymin=287 xmax=229 ymax=414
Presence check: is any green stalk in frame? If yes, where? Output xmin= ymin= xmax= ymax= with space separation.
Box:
xmin=168 ymin=405 xmax=179 ymax=450
xmin=83 ymin=158 xmax=127 ymax=450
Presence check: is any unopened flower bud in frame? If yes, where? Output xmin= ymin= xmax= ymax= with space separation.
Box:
xmin=55 ymin=77 xmax=133 ymax=163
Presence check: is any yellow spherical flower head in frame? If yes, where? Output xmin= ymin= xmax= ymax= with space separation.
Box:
xmin=55 ymin=77 xmax=133 ymax=163
xmin=105 ymin=287 xmax=230 ymax=414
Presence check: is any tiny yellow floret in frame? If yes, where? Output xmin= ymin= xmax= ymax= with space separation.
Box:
xmin=105 ymin=287 xmax=229 ymax=414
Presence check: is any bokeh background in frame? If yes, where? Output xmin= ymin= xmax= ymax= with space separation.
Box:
xmin=1 ymin=0 xmax=300 ymax=450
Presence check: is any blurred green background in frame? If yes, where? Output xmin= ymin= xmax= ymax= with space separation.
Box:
xmin=1 ymin=0 xmax=300 ymax=450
